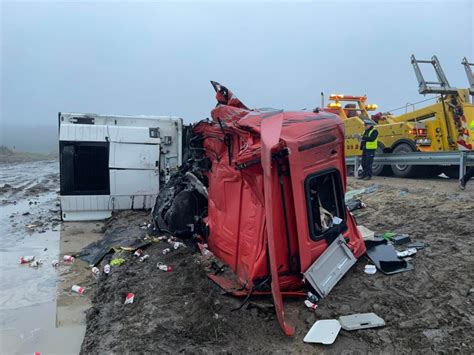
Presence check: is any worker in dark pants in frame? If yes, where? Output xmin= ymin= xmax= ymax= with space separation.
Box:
xmin=358 ymin=120 xmax=378 ymax=180
xmin=460 ymin=167 xmax=474 ymax=190
xmin=460 ymin=121 xmax=474 ymax=190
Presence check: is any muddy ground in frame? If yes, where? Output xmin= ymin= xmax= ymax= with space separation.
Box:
xmin=80 ymin=176 xmax=474 ymax=354
xmin=0 ymin=158 xmax=104 ymax=353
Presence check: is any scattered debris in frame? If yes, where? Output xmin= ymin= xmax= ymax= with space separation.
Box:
xmin=338 ymin=313 xmax=385 ymax=330
xmin=303 ymin=235 xmax=357 ymax=298
xmin=51 ymin=260 xmax=59 ymax=267
xmin=382 ymin=232 xmax=396 ymax=241
xmin=304 ymin=300 xmax=318 ymax=311
xmin=364 ymin=264 xmax=377 ymax=274
xmin=63 ymin=255 xmax=75 ymax=262
xmin=365 ymin=239 xmax=413 ymax=274
xmin=162 ymin=248 xmax=171 ymax=255
xmin=357 ymin=225 xmax=375 ymax=241
xmin=197 ymin=243 xmax=213 ymax=258
xmin=19 ymin=255 xmax=35 ymax=264
xmin=307 ymin=291 xmax=319 ymax=303
xmin=29 ymin=259 xmax=43 ymax=268
xmin=303 ymin=319 xmax=341 ymax=344
xmin=124 ymin=293 xmax=135 ymax=305
xmin=397 ymin=248 xmax=417 ymax=258
xmin=346 ymin=198 xmax=367 ymax=212
xmin=104 ymin=264 xmax=111 ymax=274
xmin=79 ymin=220 xmax=151 ymax=266
xmin=399 ymin=189 xmax=409 ymax=196
xmin=173 ymin=242 xmax=184 ymax=250
xmin=133 ymin=249 xmax=143 ymax=257
xmin=393 ymin=234 xmax=412 ymax=245
xmin=72 ymin=285 xmax=85 ymax=295
xmin=110 ymin=258 xmax=126 ymax=267
xmin=139 ymin=255 xmax=149 ymax=262
xmin=157 ymin=262 xmax=172 ymax=272
xmin=92 ymin=267 xmax=100 ymax=276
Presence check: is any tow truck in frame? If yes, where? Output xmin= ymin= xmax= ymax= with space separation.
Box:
xmin=325 ymin=55 xmax=474 ymax=177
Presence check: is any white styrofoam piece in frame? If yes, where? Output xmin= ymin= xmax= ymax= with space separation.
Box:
xmin=303 ymin=319 xmax=341 ymax=344
xmin=109 ymin=142 xmax=160 ymax=170
xmin=338 ymin=313 xmax=385 ymax=331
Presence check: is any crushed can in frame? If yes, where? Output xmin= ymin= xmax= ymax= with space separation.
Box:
xmin=20 ymin=256 xmax=35 ymax=264
xmin=124 ymin=292 xmax=135 ymax=304
xmin=72 ymin=285 xmax=85 ymax=295
xmin=162 ymin=248 xmax=171 ymax=255
xmin=104 ymin=264 xmax=111 ymax=274
xmin=307 ymin=291 xmax=319 ymax=303
xmin=304 ymin=299 xmax=318 ymax=311
xmin=91 ymin=267 xmax=100 ymax=276
xmin=173 ymin=242 xmax=184 ymax=250
xmin=51 ymin=260 xmax=59 ymax=267
xmin=63 ymin=255 xmax=75 ymax=262
xmin=157 ymin=262 xmax=172 ymax=272
xmin=134 ymin=249 xmax=143 ymax=257
xmin=29 ymin=260 xmax=43 ymax=268
xmin=139 ymin=254 xmax=149 ymax=262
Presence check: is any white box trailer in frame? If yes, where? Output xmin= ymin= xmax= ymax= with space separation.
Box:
xmin=59 ymin=112 xmax=183 ymax=221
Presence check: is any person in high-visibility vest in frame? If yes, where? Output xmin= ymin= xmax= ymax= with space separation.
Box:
xmin=358 ymin=120 xmax=379 ymax=180
xmin=459 ymin=120 xmax=474 ymax=190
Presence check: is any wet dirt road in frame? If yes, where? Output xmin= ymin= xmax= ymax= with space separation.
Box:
xmin=0 ymin=160 xmax=103 ymax=354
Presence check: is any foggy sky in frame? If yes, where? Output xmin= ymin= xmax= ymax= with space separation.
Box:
xmin=1 ymin=0 xmax=473 ymax=140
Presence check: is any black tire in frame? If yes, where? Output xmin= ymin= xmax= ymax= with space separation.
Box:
xmin=391 ymin=143 xmax=420 ymax=178
xmin=372 ymin=146 xmax=392 ymax=176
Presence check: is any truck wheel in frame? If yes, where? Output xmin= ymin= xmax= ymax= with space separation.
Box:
xmin=372 ymin=146 xmax=392 ymax=176
xmin=391 ymin=143 xmax=419 ymax=178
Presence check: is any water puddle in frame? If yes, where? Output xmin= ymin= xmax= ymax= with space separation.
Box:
xmin=0 ymin=160 xmax=104 ymax=354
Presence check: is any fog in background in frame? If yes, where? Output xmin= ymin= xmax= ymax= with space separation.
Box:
xmin=1 ymin=0 xmax=473 ymax=153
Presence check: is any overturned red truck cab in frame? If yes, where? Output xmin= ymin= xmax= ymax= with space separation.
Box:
xmin=154 ymin=82 xmax=366 ymax=335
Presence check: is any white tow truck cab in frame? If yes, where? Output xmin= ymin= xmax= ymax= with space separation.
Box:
xmin=59 ymin=112 xmax=183 ymax=221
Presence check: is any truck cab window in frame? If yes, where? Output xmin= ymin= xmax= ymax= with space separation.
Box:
xmin=305 ymin=170 xmax=346 ymax=240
